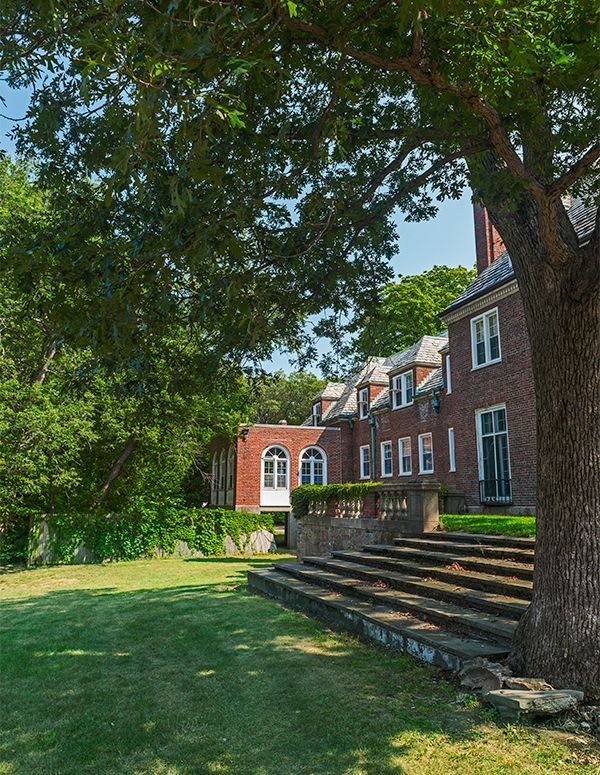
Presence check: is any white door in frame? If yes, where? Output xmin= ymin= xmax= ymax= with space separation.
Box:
xmin=260 ymin=446 xmax=290 ymax=507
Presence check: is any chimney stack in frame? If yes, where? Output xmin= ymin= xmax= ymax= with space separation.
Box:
xmin=473 ymin=203 xmax=506 ymax=274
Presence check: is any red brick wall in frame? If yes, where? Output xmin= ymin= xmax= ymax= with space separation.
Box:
xmin=473 ymin=203 xmax=506 ymax=274
xmin=444 ymin=291 xmax=536 ymax=510
xmin=230 ymin=425 xmax=342 ymax=511
xmin=328 ymin=291 xmax=536 ymax=512
xmin=210 ymin=290 xmax=536 ymax=514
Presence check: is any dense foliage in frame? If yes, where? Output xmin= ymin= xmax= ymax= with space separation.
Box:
xmin=26 ymin=507 xmax=275 ymax=565
xmin=1 ymin=0 xmax=598 ymax=692
xmin=352 ymin=265 xmax=476 ymax=359
xmin=250 ymin=371 xmax=327 ymax=426
xmin=291 ymin=482 xmax=381 ymax=518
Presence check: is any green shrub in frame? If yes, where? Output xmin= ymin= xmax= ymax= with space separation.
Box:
xmin=194 ymin=508 xmax=274 ymax=556
xmin=24 ymin=506 xmax=275 ymax=565
xmin=291 ymin=482 xmax=380 ymax=518
xmin=0 ymin=507 xmax=38 ymax=565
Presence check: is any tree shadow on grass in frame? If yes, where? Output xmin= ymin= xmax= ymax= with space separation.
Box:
xmin=0 ymin=569 xmax=583 ymax=775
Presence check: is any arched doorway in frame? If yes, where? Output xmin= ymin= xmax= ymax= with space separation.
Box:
xmin=260 ymin=445 xmax=290 ymax=508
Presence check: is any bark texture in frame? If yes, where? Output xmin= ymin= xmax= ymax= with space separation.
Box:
xmin=496 ymin=199 xmax=600 ymax=699
xmin=93 ymin=436 xmax=138 ymax=507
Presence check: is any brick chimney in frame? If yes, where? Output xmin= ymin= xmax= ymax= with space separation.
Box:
xmin=473 ymin=203 xmax=506 ymax=274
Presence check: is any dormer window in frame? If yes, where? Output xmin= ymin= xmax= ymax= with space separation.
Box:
xmin=312 ymin=402 xmax=322 ymax=426
xmin=358 ymin=387 xmax=369 ymax=419
xmin=391 ymin=370 xmax=414 ymax=409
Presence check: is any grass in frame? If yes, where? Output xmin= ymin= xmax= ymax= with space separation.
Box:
xmin=440 ymin=513 xmax=537 ymax=537
xmin=1 ymin=557 xmax=596 ymax=775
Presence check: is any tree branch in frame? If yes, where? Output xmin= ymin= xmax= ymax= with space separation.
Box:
xmin=547 ymin=143 xmax=600 ymax=200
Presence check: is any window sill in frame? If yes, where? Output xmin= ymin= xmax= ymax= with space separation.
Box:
xmin=399 ymin=471 xmax=412 ymax=477
xmin=391 ymin=402 xmax=414 ymax=411
xmin=418 ymin=470 xmax=435 ymax=475
xmin=380 ymin=472 xmax=393 ymax=478
xmin=471 ymin=358 xmax=502 ymax=372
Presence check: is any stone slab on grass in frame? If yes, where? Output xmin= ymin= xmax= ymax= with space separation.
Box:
xmin=487 ymin=689 xmax=585 ymax=720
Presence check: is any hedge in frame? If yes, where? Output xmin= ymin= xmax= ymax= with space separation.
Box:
xmin=1 ymin=506 xmax=275 ymax=565
xmin=291 ymin=482 xmax=380 ymax=518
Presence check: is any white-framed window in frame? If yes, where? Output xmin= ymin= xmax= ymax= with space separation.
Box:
xmin=380 ymin=441 xmax=393 ymax=477
xmin=262 ymin=445 xmax=289 ymax=490
xmin=218 ymin=448 xmax=226 ymax=504
xmin=391 ymin=370 xmax=414 ymax=409
xmin=358 ymin=387 xmax=369 ymax=419
xmin=210 ymin=452 xmax=218 ymax=503
xmin=312 ymin=402 xmax=322 ymax=426
xmin=359 ymin=445 xmax=371 ymax=479
xmin=227 ymin=446 xmax=235 ymax=491
xmin=300 ymin=447 xmax=327 ymax=485
xmin=471 ymin=308 xmax=501 ymax=368
xmin=476 ymin=405 xmax=512 ymax=503
xmin=445 ymin=355 xmax=452 ymax=394
xmin=448 ymin=427 xmax=456 ymax=472
xmin=418 ymin=433 xmax=434 ymax=474
xmin=398 ymin=437 xmax=412 ymax=476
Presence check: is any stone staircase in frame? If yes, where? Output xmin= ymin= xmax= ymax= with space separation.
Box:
xmin=247 ymin=531 xmax=535 ymax=671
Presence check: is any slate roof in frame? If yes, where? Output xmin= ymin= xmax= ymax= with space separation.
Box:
xmin=416 ymin=367 xmax=444 ymax=394
xmin=443 ymin=200 xmax=597 ymax=316
xmin=316 ymin=336 xmax=448 ymax=421
xmin=313 ymin=382 xmax=346 ymax=401
xmin=321 ymin=357 xmax=387 ymax=421
xmin=385 ymin=334 xmax=448 ymax=372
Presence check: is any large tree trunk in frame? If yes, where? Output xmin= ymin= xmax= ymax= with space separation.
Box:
xmin=503 ymin=205 xmax=600 ymax=699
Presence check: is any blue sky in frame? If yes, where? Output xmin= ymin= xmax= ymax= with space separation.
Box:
xmin=1 ymin=85 xmax=475 ymax=373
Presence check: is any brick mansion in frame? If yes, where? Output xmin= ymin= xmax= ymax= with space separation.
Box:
xmin=210 ymin=200 xmax=596 ymax=515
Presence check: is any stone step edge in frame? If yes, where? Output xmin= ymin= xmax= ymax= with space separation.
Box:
xmin=363 ymin=545 xmax=534 ymax=580
xmin=274 ymin=562 xmax=516 ymax=644
xmin=333 ymin=550 xmax=533 ymax=600
xmin=393 ymin=537 xmax=535 ymax=563
xmin=301 ymin=556 xmax=527 ymax=620
xmin=247 ymin=568 xmax=510 ymax=671
xmin=426 ymin=531 xmax=535 ymax=549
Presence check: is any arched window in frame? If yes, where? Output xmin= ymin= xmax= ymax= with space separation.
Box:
xmin=227 ymin=447 xmax=235 ymax=492
xmin=300 ymin=447 xmax=327 ymax=485
xmin=218 ymin=449 xmax=226 ymax=504
xmin=210 ymin=452 xmax=218 ymax=504
xmin=262 ymin=446 xmax=289 ymax=490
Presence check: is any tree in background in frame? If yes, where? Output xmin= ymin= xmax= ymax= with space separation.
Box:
xmin=251 ymin=371 xmax=327 ymax=426
xmin=0 ymin=160 xmax=252 ymax=560
xmin=0 ymin=2 xmax=598 ymax=695
xmin=352 ymin=265 xmax=475 ymax=358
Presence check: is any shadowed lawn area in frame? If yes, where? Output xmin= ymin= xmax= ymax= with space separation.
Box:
xmin=1 ymin=557 xmax=596 ymax=774
xmin=441 ymin=514 xmax=536 ymax=538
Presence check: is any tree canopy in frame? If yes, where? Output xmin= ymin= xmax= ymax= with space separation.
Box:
xmin=352 ymin=264 xmax=476 ymax=358
xmin=1 ymin=1 xmax=598 ymax=695
xmin=251 ymin=370 xmax=327 ymax=426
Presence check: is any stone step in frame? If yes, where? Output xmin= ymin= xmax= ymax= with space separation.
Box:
xmin=301 ymin=556 xmax=528 ymax=620
xmin=426 ymin=531 xmax=535 ymax=550
xmin=363 ymin=544 xmax=533 ymax=581
xmin=393 ymin=537 xmax=535 ymax=564
xmin=333 ymin=550 xmax=533 ymax=600
xmin=247 ymin=568 xmax=510 ymax=671
xmin=274 ymin=562 xmax=516 ymax=645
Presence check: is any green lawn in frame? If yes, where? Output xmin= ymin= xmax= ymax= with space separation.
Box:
xmin=1 ymin=557 xmax=595 ymax=775
xmin=440 ymin=514 xmax=537 ymax=537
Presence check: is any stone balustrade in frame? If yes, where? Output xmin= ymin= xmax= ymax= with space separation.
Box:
xmin=296 ymin=481 xmax=441 ymax=559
